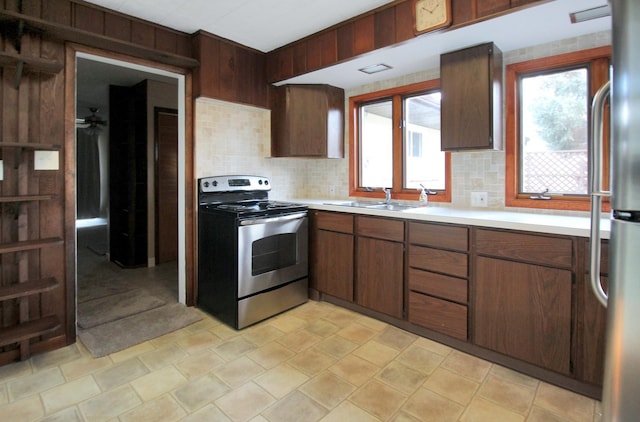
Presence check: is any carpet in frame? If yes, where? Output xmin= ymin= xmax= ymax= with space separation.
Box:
xmin=78 ymin=303 xmax=202 ymax=358
xmin=77 ymin=276 xmax=132 ymax=304
xmin=77 ymin=289 xmax=166 ymax=329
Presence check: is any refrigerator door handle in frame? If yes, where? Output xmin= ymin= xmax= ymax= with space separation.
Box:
xmin=589 ymin=80 xmax=610 ymax=308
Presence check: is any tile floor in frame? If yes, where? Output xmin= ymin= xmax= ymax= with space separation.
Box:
xmin=0 ymin=300 xmax=602 ymax=422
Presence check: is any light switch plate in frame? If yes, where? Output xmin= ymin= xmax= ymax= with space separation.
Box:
xmin=34 ymin=151 xmax=59 ymax=171
xmin=471 ymin=191 xmax=488 ymax=207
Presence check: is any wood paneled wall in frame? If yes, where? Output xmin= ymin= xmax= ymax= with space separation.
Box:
xmin=0 ymin=29 xmax=67 ymax=363
xmin=0 ymin=0 xmax=197 ymax=364
xmin=266 ymin=0 xmax=545 ymax=83
xmin=1 ymin=0 xmax=197 ymax=68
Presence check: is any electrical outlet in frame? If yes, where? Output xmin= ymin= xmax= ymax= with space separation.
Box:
xmin=471 ymin=192 xmax=488 ymax=207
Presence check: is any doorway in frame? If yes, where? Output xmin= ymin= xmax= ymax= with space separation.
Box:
xmin=74 ymin=52 xmax=187 ymax=305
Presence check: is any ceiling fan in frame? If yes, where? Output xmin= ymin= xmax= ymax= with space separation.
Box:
xmin=76 ymin=107 xmax=107 ymax=127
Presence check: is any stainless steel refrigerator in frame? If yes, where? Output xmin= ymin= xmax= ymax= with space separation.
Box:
xmin=590 ymin=1 xmax=640 ymax=420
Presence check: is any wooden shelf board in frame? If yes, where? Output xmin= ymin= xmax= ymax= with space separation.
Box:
xmin=0 ymin=277 xmax=58 ymax=301
xmin=0 ymin=10 xmax=199 ymax=69
xmin=0 ymin=51 xmax=63 ymax=74
xmin=0 ymin=195 xmax=57 ymax=203
xmin=0 ymin=237 xmax=64 ymax=254
xmin=0 ymin=315 xmax=60 ymax=347
xmin=0 ymin=142 xmax=61 ymax=150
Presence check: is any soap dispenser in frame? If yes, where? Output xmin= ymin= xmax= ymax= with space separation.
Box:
xmin=419 ymin=186 xmax=429 ymax=206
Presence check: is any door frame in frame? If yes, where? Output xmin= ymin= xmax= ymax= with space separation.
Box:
xmin=65 ymin=44 xmax=195 ymax=337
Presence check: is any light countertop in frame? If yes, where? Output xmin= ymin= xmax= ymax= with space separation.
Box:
xmin=288 ymin=199 xmax=611 ymax=239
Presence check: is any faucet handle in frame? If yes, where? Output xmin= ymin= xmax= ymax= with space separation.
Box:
xmin=419 ymin=184 xmax=437 ymax=195
xmin=382 ymin=187 xmax=392 ymax=202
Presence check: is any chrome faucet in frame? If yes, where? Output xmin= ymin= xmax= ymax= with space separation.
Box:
xmin=382 ymin=188 xmax=392 ymax=203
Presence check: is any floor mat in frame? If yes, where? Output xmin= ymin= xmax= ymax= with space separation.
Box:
xmin=77 ymin=276 xmax=132 ymax=304
xmin=77 ymin=288 xmax=166 ymax=329
xmin=78 ymin=303 xmax=202 ymax=358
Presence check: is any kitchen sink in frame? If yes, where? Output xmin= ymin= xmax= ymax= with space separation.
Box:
xmin=329 ymin=201 xmax=418 ymax=211
xmin=363 ymin=203 xmax=418 ymax=211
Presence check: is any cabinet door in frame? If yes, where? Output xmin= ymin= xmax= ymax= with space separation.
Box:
xmin=441 ymin=42 xmax=502 ymax=150
xmin=474 ymin=256 xmax=572 ymax=374
xmin=271 ymin=84 xmax=344 ymax=158
xmin=313 ymin=229 xmax=354 ymax=301
xmin=356 ymin=237 xmax=404 ymax=318
xmin=577 ymin=240 xmax=608 ymax=386
xmin=288 ymin=86 xmax=328 ymax=156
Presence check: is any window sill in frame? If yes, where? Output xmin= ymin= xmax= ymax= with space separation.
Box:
xmin=506 ymin=196 xmax=610 ymax=213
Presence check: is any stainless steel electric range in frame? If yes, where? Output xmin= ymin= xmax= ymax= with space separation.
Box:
xmin=197 ymin=175 xmax=308 ymax=329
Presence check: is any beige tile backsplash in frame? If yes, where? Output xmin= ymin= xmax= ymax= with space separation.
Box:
xmin=194 ymin=31 xmax=610 ymax=211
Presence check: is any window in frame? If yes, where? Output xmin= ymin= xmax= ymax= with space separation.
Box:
xmin=408 ymin=132 xmax=423 ymax=158
xmin=506 ymin=46 xmax=611 ymax=211
xmin=350 ymin=80 xmax=450 ymax=202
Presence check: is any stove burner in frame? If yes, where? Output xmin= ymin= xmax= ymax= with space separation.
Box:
xmin=258 ymin=201 xmax=296 ymax=209
xmin=217 ymin=204 xmax=255 ymax=211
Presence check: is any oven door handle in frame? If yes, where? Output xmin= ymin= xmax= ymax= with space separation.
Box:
xmin=239 ymin=212 xmax=308 ymax=226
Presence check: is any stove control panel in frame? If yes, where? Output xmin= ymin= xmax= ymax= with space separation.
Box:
xmin=199 ymin=175 xmax=270 ymax=193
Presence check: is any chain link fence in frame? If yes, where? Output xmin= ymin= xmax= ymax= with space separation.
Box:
xmin=522 ymin=150 xmax=588 ymax=194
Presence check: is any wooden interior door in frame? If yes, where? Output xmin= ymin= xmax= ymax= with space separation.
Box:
xmin=109 ymin=83 xmax=148 ymax=267
xmin=155 ymin=108 xmax=178 ymax=264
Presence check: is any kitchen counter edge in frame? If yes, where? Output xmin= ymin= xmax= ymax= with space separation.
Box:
xmin=294 ymin=200 xmax=610 ymax=240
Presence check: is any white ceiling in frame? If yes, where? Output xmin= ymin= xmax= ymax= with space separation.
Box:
xmin=76 ymin=0 xmax=610 ymax=116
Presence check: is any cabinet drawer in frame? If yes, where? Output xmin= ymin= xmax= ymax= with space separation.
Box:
xmin=409 ymin=292 xmax=467 ymax=340
xmin=408 ymin=222 xmax=468 ymax=251
xmin=475 ymin=229 xmax=573 ymax=268
xmin=409 ymin=268 xmax=467 ymax=304
xmin=357 ymin=216 xmax=404 ymax=242
xmin=314 ymin=211 xmax=353 ymax=234
xmin=409 ymin=245 xmax=467 ymax=278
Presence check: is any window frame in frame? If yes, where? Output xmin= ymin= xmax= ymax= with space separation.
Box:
xmin=349 ymin=80 xmax=451 ymax=202
xmin=505 ymin=46 xmax=611 ymax=211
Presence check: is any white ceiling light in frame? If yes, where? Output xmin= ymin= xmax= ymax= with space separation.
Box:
xmin=569 ymin=5 xmax=610 ymax=23
xmin=358 ymin=64 xmax=393 ymax=74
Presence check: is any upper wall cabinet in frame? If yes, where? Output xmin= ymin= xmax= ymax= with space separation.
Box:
xmin=271 ymin=84 xmax=345 ymax=158
xmin=192 ymin=32 xmax=268 ymax=108
xmin=440 ymin=42 xmax=503 ymax=151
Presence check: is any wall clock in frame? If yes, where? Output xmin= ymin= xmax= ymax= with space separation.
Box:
xmin=413 ymin=0 xmax=452 ymax=35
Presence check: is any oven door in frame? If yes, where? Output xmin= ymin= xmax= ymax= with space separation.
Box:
xmin=237 ymin=212 xmax=308 ymax=298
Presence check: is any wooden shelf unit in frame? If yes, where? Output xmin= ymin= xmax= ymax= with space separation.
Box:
xmin=0 ymin=277 xmax=58 ymax=302
xmin=0 ymin=194 xmax=57 ymax=203
xmin=0 ymin=141 xmax=61 ymax=150
xmin=0 ymin=104 xmax=63 ymax=362
xmin=0 ymin=316 xmax=61 ymax=348
xmin=0 ymin=237 xmax=64 ymax=254
xmin=0 ymin=51 xmax=63 ymax=75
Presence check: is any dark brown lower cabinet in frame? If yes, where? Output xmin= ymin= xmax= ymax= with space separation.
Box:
xmin=313 ymin=229 xmax=354 ymax=301
xmin=310 ymin=212 xmax=605 ymax=398
xmin=310 ymin=211 xmax=354 ymax=301
xmin=474 ymin=256 xmax=572 ymax=374
xmin=409 ymin=291 xmax=467 ymax=340
xmin=356 ymin=236 xmax=404 ymax=318
xmin=355 ymin=216 xmax=405 ymax=319
xmin=576 ymin=239 xmax=608 ymax=386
